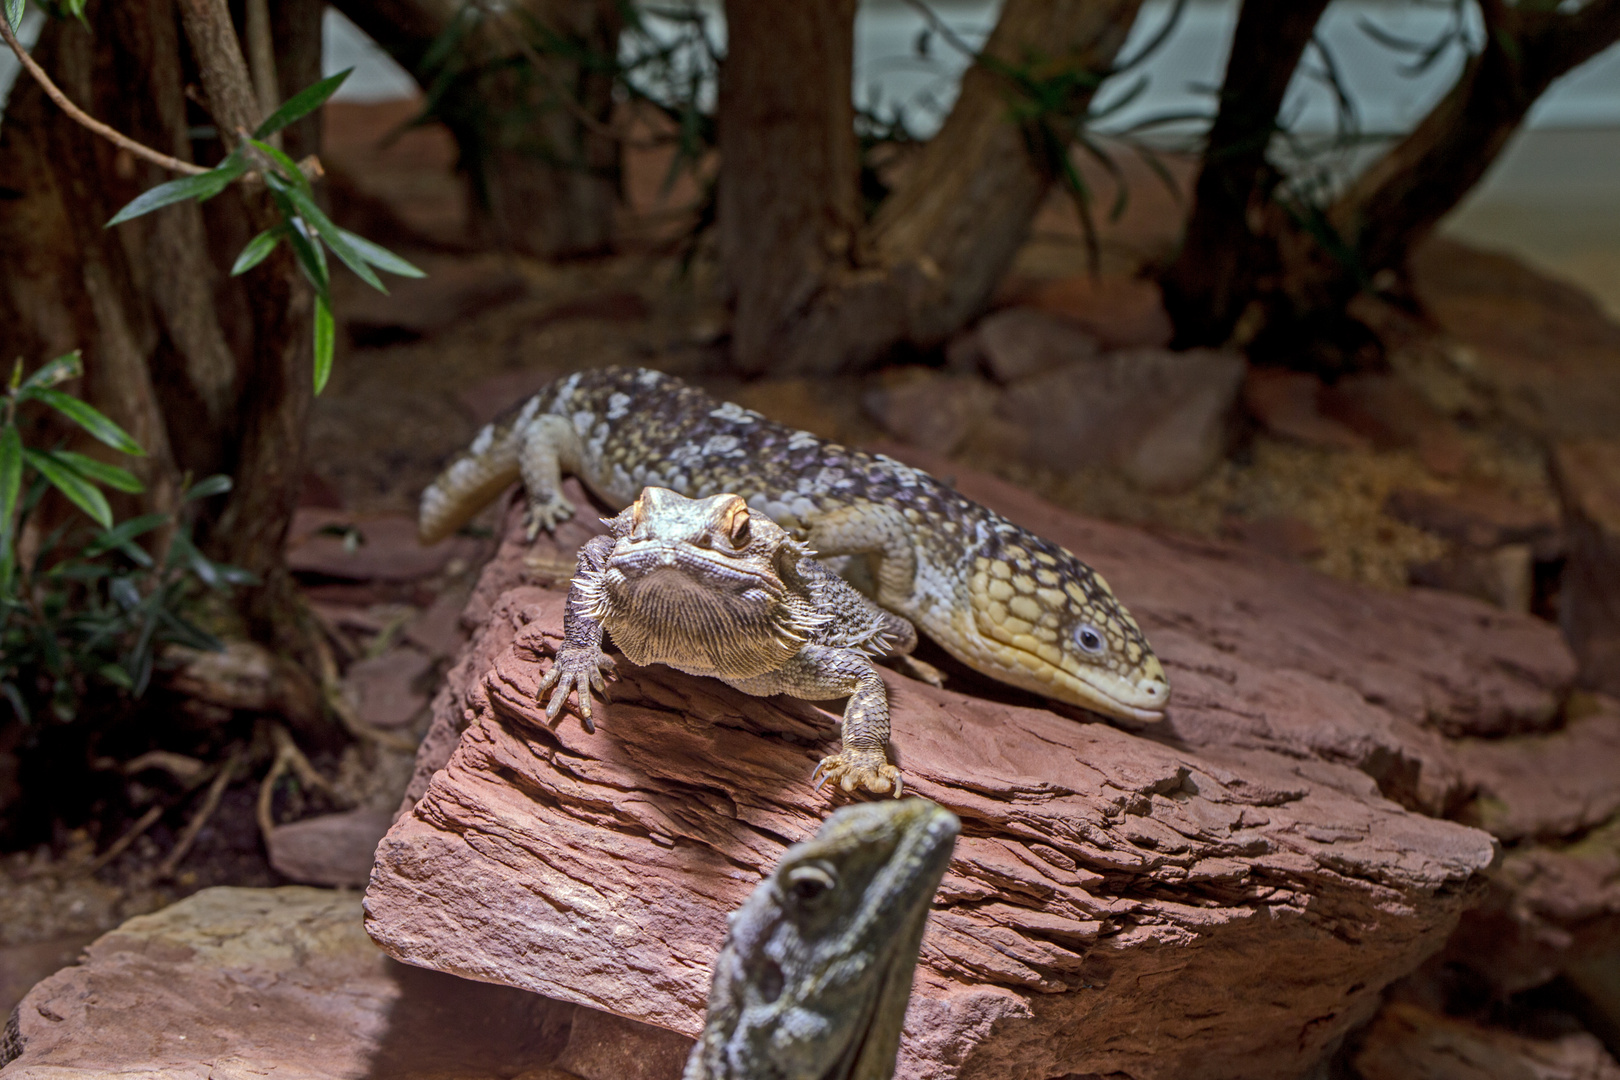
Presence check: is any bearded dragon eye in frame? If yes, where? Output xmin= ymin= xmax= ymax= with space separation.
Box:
xmin=786 ymin=863 xmax=836 ymax=902
xmin=730 ymin=510 xmax=752 ymax=547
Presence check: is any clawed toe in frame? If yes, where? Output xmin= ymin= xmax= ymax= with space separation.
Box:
xmin=812 ymin=751 xmax=903 ymax=798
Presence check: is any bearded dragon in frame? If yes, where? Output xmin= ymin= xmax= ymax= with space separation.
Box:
xmin=422 ymin=367 xmax=1169 ymax=725
xmin=684 ymin=798 xmax=959 ymax=1080
xmin=543 ymin=486 xmax=920 ymax=794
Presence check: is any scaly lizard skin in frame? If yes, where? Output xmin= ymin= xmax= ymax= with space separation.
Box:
xmin=683 ymin=798 xmax=960 ymax=1080
xmin=422 ymin=367 xmax=1169 ymax=723
xmin=543 ymin=486 xmax=919 ymax=794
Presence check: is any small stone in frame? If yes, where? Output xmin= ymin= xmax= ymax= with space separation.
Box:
xmin=1020 ymin=275 xmax=1174 ymax=349
xmin=994 ymin=346 xmax=1243 ymax=491
xmin=266 ymin=809 xmax=397 ymax=887
xmin=345 ymin=647 xmax=433 ymax=729
xmin=861 ymin=369 xmax=997 ymax=456
xmin=976 ymin=308 xmax=1100 ymax=383
xmin=405 ymin=587 xmax=472 ymax=659
xmin=1385 ymin=487 xmax=1559 ymax=551
xmin=286 ymin=511 xmax=478 ymax=582
xmin=1243 ymin=369 xmax=1370 ymax=451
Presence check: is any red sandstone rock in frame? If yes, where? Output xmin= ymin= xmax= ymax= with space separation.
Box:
xmin=1242 ymin=369 xmax=1370 ymax=451
xmin=286 ymin=510 xmax=478 ymax=581
xmin=267 ymin=809 xmax=397 ymax=888
xmin=0 ymin=886 xmax=684 ymax=1080
xmin=345 ymin=647 xmax=433 ymax=730
xmin=367 ymin=451 xmax=1587 ymax=1079
xmin=1019 ymin=275 xmax=1174 ymax=350
xmin=1353 ymin=1001 xmax=1620 ymax=1080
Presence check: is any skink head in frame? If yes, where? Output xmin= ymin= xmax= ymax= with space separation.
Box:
xmin=965 ymin=537 xmax=1168 ymax=721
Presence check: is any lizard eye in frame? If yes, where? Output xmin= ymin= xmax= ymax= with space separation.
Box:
xmin=1073 ymin=623 xmax=1106 ymax=656
xmin=786 ymin=863 xmax=837 ymax=903
xmin=729 ymin=508 xmax=751 ymax=548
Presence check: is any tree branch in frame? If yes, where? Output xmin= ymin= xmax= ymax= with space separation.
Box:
xmin=0 ymin=14 xmax=207 ymax=176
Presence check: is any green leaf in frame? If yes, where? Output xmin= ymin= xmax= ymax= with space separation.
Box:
xmin=97 ymin=663 xmax=135 ymax=691
xmin=5 ymin=0 xmax=23 ymax=36
xmin=231 ymin=225 xmax=286 ymax=276
xmin=246 ymin=137 xmax=310 ymax=190
xmin=0 ymin=426 xmax=21 ymax=530
xmin=183 ymin=474 xmax=233 ymax=501
xmin=105 ymin=157 xmax=246 ymax=226
xmin=313 ymin=294 xmax=335 ymax=394
xmin=50 ymin=450 xmax=144 ymax=493
xmin=275 ymin=180 xmax=384 ymax=291
xmin=83 ymin=512 xmax=168 ymax=559
xmin=24 ymin=448 xmax=112 ymax=528
xmin=21 ymin=351 xmax=82 ymax=391
xmin=253 ymin=69 xmax=353 ymax=140
xmin=20 ymin=387 xmax=145 ymax=455
xmin=337 ymin=229 xmax=426 ymax=278
xmin=279 ymin=211 xmax=330 ymax=292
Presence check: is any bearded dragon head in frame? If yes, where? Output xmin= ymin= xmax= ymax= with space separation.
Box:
xmin=580 ymin=487 xmax=825 ymax=681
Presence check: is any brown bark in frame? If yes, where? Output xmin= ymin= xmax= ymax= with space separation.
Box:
xmin=1159 ymin=0 xmax=1332 ymax=348
xmin=1328 ymin=0 xmax=1620 ymax=273
xmin=174 ymin=0 xmax=320 ymax=646
xmin=720 ymin=0 xmax=1145 ymax=376
xmin=329 ymin=0 xmax=623 ymax=259
xmin=0 ymin=7 xmax=181 ymax=517
xmin=718 ymin=0 xmax=860 ymax=370
xmin=1159 ymin=0 xmax=1620 ymax=362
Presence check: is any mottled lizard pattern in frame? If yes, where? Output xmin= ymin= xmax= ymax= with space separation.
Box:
xmin=421 ymin=367 xmax=1169 ymax=722
xmin=684 ymin=798 xmax=959 ymax=1080
xmin=542 ymin=486 xmax=917 ymax=795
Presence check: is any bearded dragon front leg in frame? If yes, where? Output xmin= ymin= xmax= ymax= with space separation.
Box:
xmin=537 ymin=533 xmax=617 ymax=732
xmin=726 ymin=644 xmax=902 ymax=798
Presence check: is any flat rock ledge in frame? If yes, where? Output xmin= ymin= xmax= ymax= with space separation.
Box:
xmin=365 ymin=453 xmax=1584 ymax=1080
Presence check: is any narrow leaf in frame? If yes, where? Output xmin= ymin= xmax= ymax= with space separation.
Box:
xmin=21 ymin=351 xmax=82 ymax=390
xmin=5 ymin=0 xmax=23 ymax=36
xmin=279 ymin=183 xmax=384 ymax=291
xmin=184 ymin=474 xmax=233 ymax=501
xmin=313 ymin=294 xmax=335 ymax=394
xmin=337 ymin=229 xmax=425 ymax=278
xmin=24 ymin=448 xmax=113 ymax=528
xmin=247 ymin=138 xmax=310 ymax=189
xmin=20 ymin=387 xmax=145 ymax=455
xmin=106 ymin=159 xmax=243 ymax=227
xmin=50 ymin=450 xmax=145 ymax=493
xmin=83 ymin=512 xmax=167 ymax=559
xmin=231 ymin=225 xmax=286 ymax=276
xmin=278 ymin=209 xmax=330 ymax=292
xmin=254 ymin=69 xmax=353 ymax=139
xmin=0 ymin=426 xmax=21 ymax=529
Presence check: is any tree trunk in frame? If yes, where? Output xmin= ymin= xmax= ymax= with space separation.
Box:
xmin=1158 ymin=0 xmax=1620 ymax=365
xmin=717 ymin=0 xmax=860 ymax=370
xmin=1159 ymin=0 xmax=1332 ymax=349
xmin=720 ymin=0 xmax=1146 ymax=376
xmin=329 ymin=0 xmax=623 ymax=259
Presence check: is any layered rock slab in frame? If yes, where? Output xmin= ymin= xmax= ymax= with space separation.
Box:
xmin=368 ymin=603 xmax=1497 ymax=1079
xmin=0 ymin=886 xmax=688 ymax=1080
xmin=367 ymin=450 xmax=1583 ymax=1079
